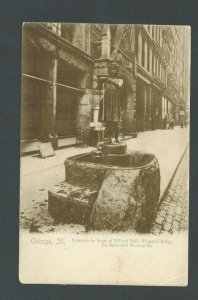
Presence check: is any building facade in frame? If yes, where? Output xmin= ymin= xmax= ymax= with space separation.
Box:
xmin=135 ymin=25 xmax=190 ymax=131
xmin=21 ymin=23 xmax=190 ymax=153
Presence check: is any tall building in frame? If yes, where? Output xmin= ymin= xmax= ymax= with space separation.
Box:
xmin=178 ymin=27 xmax=191 ymax=124
xmin=135 ymin=25 xmax=190 ymax=131
xmin=21 ymin=23 xmax=190 ymax=153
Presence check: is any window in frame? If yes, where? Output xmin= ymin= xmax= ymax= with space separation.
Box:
xmin=159 ymin=27 xmax=161 ymax=46
xmin=155 ymin=26 xmax=157 ymax=41
xmin=61 ymin=24 xmax=73 ymax=42
xmin=142 ymin=38 xmax=145 ymax=67
xmin=159 ymin=62 xmax=161 ymax=79
xmin=153 ymin=55 xmax=155 ymax=75
xmin=157 ymin=57 xmax=159 ymax=76
xmin=150 ymin=47 xmax=152 ymax=74
xmin=147 ymin=46 xmax=150 ymax=71
xmin=157 ymin=26 xmax=159 ymax=42
xmin=144 ymin=41 xmax=148 ymax=69
xmin=46 ymin=23 xmax=61 ymax=36
xmin=138 ymin=32 xmax=142 ymax=64
xmin=152 ymin=26 xmax=155 ymax=38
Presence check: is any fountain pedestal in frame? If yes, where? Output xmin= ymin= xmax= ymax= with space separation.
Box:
xmin=101 ymin=143 xmax=131 ymax=167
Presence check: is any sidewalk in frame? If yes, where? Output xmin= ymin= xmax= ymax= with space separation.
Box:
xmin=20 ymin=145 xmax=95 ymax=177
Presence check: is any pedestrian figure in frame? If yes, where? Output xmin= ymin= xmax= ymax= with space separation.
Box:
xmin=98 ymin=64 xmax=123 ymax=144
xmin=181 ymin=119 xmax=184 ymax=128
xmin=170 ymin=117 xmax=174 ymax=130
xmin=167 ymin=113 xmax=171 ymax=129
xmin=163 ymin=115 xmax=167 ymax=129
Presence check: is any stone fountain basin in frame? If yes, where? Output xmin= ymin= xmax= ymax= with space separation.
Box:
xmin=64 ymin=151 xmax=156 ymax=190
xmin=48 ymin=151 xmax=160 ymax=232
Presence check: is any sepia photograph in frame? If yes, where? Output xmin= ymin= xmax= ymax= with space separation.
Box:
xmin=19 ymin=23 xmax=190 ymax=285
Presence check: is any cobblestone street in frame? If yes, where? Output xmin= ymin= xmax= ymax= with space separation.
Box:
xmin=151 ymin=147 xmax=189 ymax=234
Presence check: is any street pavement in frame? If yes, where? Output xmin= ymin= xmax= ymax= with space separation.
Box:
xmin=151 ymin=147 xmax=189 ymax=234
xmin=20 ymin=126 xmax=189 ymax=234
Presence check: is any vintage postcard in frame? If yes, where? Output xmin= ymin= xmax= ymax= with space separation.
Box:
xmin=19 ymin=23 xmax=190 ymax=285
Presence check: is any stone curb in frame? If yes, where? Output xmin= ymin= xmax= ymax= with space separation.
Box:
xmin=158 ymin=145 xmax=189 ymax=206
